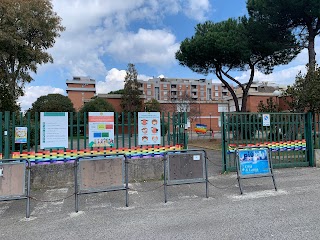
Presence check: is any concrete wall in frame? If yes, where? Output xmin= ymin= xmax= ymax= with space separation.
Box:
xmin=30 ymin=158 xmax=164 ymax=189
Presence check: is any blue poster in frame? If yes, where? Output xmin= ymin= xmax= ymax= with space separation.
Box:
xmin=238 ymin=149 xmax=271 ymax=176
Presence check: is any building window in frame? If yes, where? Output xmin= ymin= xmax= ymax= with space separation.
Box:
xmin=147 ymin=90 xmax=151 ymax=95
xmin=163 ymin=84 xmax=167 ymax=89
xmin=155 ymin=87 xmax=159 ymax=100
xmin=215 ymin=86 xmax=219 ymax=91
xmin=147 ymin=84 xmax=151 ymax=89
xmin=215 ymin=92 xmax=219 ymax=97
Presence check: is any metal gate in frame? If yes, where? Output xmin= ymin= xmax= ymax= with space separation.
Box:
xmin=221 ymin=112 xmax=313 ymax=172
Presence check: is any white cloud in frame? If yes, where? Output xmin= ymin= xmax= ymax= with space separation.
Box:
xmin=18 ymin=86 xmax=64 ymax=111
xmin=234 ymin=65 xmax=306 ymax=86
xmin=34 ymin=0 xmax=213 ymax=83
xmin=107 ymin=29 xmax=180 ymax=67
xmin=183 ymin=0 xmax=211 ymax=22
xmin=96 ymin=68 xmax=152 ymax=94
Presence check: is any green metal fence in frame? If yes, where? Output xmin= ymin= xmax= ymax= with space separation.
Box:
xmin=221 ymin=112 xmax=313 ymax=172
xmin=0 ymin=111 xmax=188 ymax=158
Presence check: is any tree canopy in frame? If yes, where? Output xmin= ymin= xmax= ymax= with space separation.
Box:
xmin=28 ymin=94 xmax=75 ymax=117
xmin=257 ymin=97 xmax=280 ymax=112
xmin=283 ymin=66 xmax=320 ymax=113
xmin=120 ymin=63 xmax=142 ymax=113
xmin=108 ymin=89 xmax=124 ymax=94
xmin=79 ymin=97 xmax=115 ymax=113
xmin=0 ymin=0 xmax=64 ymax=111
xmin=144 ymin=99 xmax=161 ymax=112
xmin=176 ymin=17 xmax=300 ymax=112
xmin=247 ymin=0 xmax=320 ymax=71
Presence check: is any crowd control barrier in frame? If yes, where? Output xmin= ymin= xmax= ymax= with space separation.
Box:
xmin=0 ymin=158 xmax=31 ymax=218
xmin=164 ymin=149 xmax=208 ymax=203
xmin=74 ymin=154 xmax=128 ymax=212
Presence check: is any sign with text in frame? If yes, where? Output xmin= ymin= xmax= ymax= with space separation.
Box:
xmin=40 ymin=112 xmax=68 ymax=149
xmin=262 ymin=114 xmax=270 ymax=127
xmin=238 ymin=148 xmax=271 ymax=176
xmin=88 ymin=112 xmax=114 ymax=148
xmin=15 ymin=127 xmax=27 ymax=143
xmin=138 ymin=112 xmax=161 ymax=145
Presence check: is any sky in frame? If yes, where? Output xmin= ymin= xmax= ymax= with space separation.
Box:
xmin=18 ymin=0 xmax=320 ymax=111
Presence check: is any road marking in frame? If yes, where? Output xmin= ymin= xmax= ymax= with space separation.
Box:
xmin=228 ymin=189 xmax=288 ymax=201
xmin=31 ymin=188 xmax=68 ymax=215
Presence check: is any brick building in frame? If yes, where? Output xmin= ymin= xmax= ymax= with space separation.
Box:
xmin=66 ymin=77 xmax=289 ymax=133
xmin=66 ymin=76 xmax=96 ymax=110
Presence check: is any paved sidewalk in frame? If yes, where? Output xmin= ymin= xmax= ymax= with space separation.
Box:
xmin=1 ymin=167 xmax=320 ymax=240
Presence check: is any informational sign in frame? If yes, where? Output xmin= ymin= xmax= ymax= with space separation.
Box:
xmin=40 ymin=112 xmax=68 ymax=149
xmin=138 ymin=112 xmax=161 ymax=145
xmin=15 ymin=127 xmax=27 ymax=143
xmin=262 ymin=114 xmax=270 ymax=127
xmin=88 ymin=112 xmax=114 ymax=148
xmin=238 ymin=148 xmax=271 ymax=176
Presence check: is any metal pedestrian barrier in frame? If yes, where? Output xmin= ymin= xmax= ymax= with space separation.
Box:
xmin=164 ymin=149 xmax=208 ymax=203
xmin=0 ymin=158 xmax=31 ymax=218
xmin=74 ymin=154 xmax=129 ymax=212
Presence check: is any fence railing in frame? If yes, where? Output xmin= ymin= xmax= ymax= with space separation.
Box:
xmin=221 ymin=112 xmax=311 ymax=172
xmin=1 ymin=111 xmax=188 ymax=159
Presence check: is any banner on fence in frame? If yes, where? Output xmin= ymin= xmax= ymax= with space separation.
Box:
xmin=15 ymin=127 xmax=27 ymax=144
xmin=88 ymin=112 xmax=114 ymax=148
xmin=40 ymin=112 xmax=68 ymax=149
xmin=138 ymin=112 xmax=161 ymax=145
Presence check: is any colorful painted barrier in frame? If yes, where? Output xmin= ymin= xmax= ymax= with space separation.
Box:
xmin=228 ymin=140 xmax=306 ymax=153
xmin=11 ymin=145 xmax=183 ymax=164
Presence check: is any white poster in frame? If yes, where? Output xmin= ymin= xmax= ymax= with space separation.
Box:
xmin=138 ymin=112 xmax=161 ymax=145
xmin=40 ymin=112 xmax=68 ymax=149
xmin=89 ymin=112 xmax=114 ymax=148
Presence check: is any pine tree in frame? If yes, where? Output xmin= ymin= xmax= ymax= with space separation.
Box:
xmin=120 ymin=63 xmax=142 ymax=115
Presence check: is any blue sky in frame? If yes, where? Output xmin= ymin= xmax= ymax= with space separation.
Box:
xmin=19 ymin=0 xmax=319 ymax=110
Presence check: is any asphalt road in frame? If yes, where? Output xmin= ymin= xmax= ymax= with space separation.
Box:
xmin=1 ymin=166 xmax=320 ymax=240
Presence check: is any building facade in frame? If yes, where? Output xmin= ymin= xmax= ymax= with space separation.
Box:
xmin=66 ymin=76 xmax=96 ymax=110
xmin=138 ymin=77 xmax=231 ymax=102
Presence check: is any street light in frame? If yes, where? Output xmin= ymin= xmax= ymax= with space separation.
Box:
xmin=273 ymin=90 xmax=281 ymax=107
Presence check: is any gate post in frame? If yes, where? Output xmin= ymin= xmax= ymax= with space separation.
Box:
xmin=221 ymin=112 xmax=227 ymax=172
xmin=305 ymin=112 xmax=314 ymax=167
xmin=4 ymin=111 xmax=10 ymax=159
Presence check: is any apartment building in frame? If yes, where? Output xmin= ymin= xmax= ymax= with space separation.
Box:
xmin=229 ymin=81 xmax=288 ymax=112
xmin=138 ymin=77 xmax=230 ymax=102
xmin=66 ymin=76 xmax=96 ymax=110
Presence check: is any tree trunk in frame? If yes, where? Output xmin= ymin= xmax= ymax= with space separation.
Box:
xmin=308 ymin=29 xmax=316 ymax=72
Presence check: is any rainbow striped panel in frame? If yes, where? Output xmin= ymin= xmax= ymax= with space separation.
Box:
xmin=228 ymin=140 xmax=306 ymax=153
xmin=11 ymin=145 xmax=183 ymax=164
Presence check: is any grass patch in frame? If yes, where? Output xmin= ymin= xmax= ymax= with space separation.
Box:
xmin=188 ymin=139 xmax=222 ymax=150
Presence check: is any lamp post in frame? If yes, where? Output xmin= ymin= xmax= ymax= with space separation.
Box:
xmin=273 ymin=90 xmax=281 ymax=109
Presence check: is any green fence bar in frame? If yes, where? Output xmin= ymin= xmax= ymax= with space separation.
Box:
xmin=70 ymin=112 xmax=74 ymax=150
xmin=121 ymin=112 xmax=125 ymax=148
xmin=27 ymin=113 xmax=31 ymax=151
xmin=128 ymin=112 xmax=131 ymax=149
xmin=83 ymin=113 xmax=87 ymax=149
xmin=134 ymin=112 xmax=137 ymax=147
xmin=77 ymin=112 xmax=80 ymax=150
xmin=115 ymin=112 xmax=119 ymax=149
xmin=4 ymin=111 xmax=10 ymax=158
xmin=0 ymin=112 xmax=2 ymax=155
